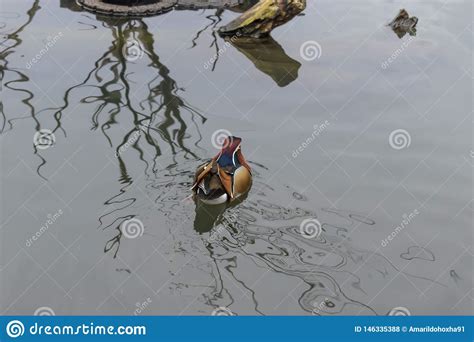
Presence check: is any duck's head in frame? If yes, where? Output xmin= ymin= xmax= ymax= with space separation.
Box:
xmin=191 ymin=136 xmax=252 ymax=205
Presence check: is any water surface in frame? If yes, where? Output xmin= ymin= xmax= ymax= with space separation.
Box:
xmin=0 ymin=0 xmax=472 ymax=315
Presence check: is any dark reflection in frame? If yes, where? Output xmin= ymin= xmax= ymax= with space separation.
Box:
xmin=0 ymin=0 xmax=41 ymax=133
xmin=190 ymin=9 xmax=223 ymax=71
xmin=194 ymin=201 xmax=227 ymax=234
xmin=0 ymin=1 xmax=50 ymax=178
xmin=179 ymin=1 xmax=299 ymax=85
xmin=59 ymin=17 xmax=208 ymax=256
xmin=0 ymin=1 xmax=207 ymax=256
xmin=41 ymin=17 xmax=205 ymax=162
xmin=59 ymin=0 xmax=83 ymax=12
xmin=193 ymin=192 xmax=249 ymax=234
xmin=227 ymin=36 xmax=301 ymax=87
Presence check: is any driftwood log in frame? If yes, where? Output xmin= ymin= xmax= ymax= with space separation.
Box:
xmin=388 ymin=9 xmax=418 ymax=38
xmin=218 ymin=0 xmax=306 ymax=38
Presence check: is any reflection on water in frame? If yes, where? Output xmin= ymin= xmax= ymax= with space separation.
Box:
xmin=0 ymin=0 xmax=471 ymax=316
xmin=193 ymin=188 xmax=249 ymax=234
xmin=139 ymin=164 xmax=447 ymax=315
xmin=71 ymin=18 xmax=208 ymax=257
xmin=0 ymin=0 xmax=41 ymax=133
xmin=228 ymin=36 xmax=301 ymax=87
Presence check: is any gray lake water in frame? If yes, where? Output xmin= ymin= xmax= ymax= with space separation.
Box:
xmin=0 ymin=0 xmax=472 ymax=315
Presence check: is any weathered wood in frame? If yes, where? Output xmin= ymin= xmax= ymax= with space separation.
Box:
xmin=218 ymin=0 xmax=306 ymax=38
xmin=388 ymin=9 xmax=418 ymax=38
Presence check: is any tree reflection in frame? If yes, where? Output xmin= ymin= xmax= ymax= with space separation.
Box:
xmin=0 ymin=1 xmax=293 ymax=259
xmin=51 ymin=17 xmax=208 ymax=257
xmin=0 ymin=0 xmax=41 ymax=133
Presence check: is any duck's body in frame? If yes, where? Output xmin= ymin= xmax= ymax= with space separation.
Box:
xmin=192 ymin=136 xmax=252 ymax=204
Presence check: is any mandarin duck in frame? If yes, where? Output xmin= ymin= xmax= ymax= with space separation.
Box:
xmin=191 ymin=136 xmax=252 ymax=205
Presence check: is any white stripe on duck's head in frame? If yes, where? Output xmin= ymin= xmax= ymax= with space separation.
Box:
xmin=192 ymin=135 xmax=252 ymax=205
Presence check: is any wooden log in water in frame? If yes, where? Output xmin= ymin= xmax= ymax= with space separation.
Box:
xmin=218 ymin=0 xmax=306 ymax=38
xmin=387 ymin=8 xmax=418 ymax=38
